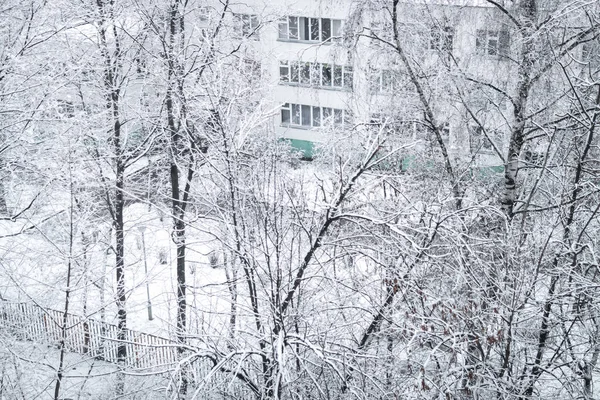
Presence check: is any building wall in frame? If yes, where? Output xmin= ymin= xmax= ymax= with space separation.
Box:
xmin=228 ymin=0 xmax=522 ymax=166
xmin=54 ymin=1 xmax=593 ymax=167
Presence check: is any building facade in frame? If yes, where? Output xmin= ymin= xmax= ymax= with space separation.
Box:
xmin=214 ymin=0 xmax=595 ymax=179
xmin=220 ymin=0 xmax=517 ymax=167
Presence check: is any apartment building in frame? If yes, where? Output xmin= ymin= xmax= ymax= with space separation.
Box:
xmin=227 ymin=0 xmax=600 ymax=179
xmin=223 ymin=0 xmax=522 ymax=167
xmin=52 ymin=0 xmax=592 ymax=171
xmin=222 ymin=0 xmax=354 ymax=159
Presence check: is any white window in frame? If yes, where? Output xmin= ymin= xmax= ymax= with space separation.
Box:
xmin=279 ymin=60 xmax=353 ymax=90
xmin=241 ymin=58 xmax=261 ymax=81
xmin=57 ymin=100 xmax=75 ymax=118
xmin=279 ymin=16 xmax=342 ymax=43
xmin=299 ymin=62 xmax=311 ymax=85
xmin=321 ymin=63 xmax=332 ymax=86
xmin=281 ymin=103 xmax=291 ymax=124
xmin=581 ymin=41 xmax=599 ymax=66
xmin=370 ymin=69 xmax=412 ymax=94
xmin=140 ymin=91 xmax=150 ymax=108
xmin=470 ymin=125 xmax=497 ymax=154
xmin=278 ymin=16 xmax=299 ymax=40
xmin=332 ymin=19 xmax=342 ymax=42
xmin=430 ymin=26 xmax=454 ymax=51
xmin=476 ymin=29 xmax=510 ymax=56
xmin=134 ymin=55 xmax=148 ymax=76
xmin=369 ymin=114 xmax=422 ymax=141
xmin=334 ymin=65 xmax=353 ymax=89
xmin=199 ymin=7 xmax=209 ymax=24
xmin=281 ymin=103 xmax=351 ymax=129
xmin=234 ymin=13 xmax=259 ymax=40
xmin=370 ymin=21 xmax=393 ymax=44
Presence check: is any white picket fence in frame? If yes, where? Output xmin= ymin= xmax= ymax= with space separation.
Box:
xmin=0 ymin=301 xmax=258 ymax=397
xmin=0 ymin=301 xmax=178 ymax=369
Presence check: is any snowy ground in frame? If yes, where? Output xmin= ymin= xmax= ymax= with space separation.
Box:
xmin=0 ymin=199 xmax=235 ymax=354
xmin=114 ymin=203 xmax=233 ymax=340
xmin=0 ymin=162 xmax=338 ymax=397
xmin=0 ymin=331 xmax=171 ymax=399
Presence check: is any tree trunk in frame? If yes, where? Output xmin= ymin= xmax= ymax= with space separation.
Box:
xmin=95 ymin=0 xmax=127 ymax=393
xmin=0 ymin=180 xmax=7 ymax=215
xmin=164 ymin=4 xmax=193 ymax=396
xmin=53 ymin=164 xmax=76 ymax=400
xmin=500 ymin=0 xmax=537 ymax=218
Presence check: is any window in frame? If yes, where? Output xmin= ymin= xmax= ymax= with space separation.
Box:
xmin=281 ymin=103 xmax=352 ymax=129
xmin=279 ymin=16 xmax=299 ymax=40
xmin=310 ymin=18 xmax=320 ymax=41
xmin=368 ymin=115 xmax=414 ymax=170
xmin=280 ymin=61 xmax=290 ymax=83
xmin=582 ymin=42 xmax=592 ymax=62
xmin=430 ymin=26 xmax=454 ymax=52
xmin=332 ymin=20 xmax=342 ymax=41
xmin=140 ymin=92 xmax=150 ymax=108
xmin=199 ymin=7 xmax=210 ymax=24
xmin=57 ymin=100 xmax=75 ymax=118
xmin=312 ymin=106 xmax=321 ymax=127
xmin=135 ymin=56 xmax=148 ymax=76
xmin=333 ymin=65 xmax=343 ymax=87
xmin=341 ymin=67 xmax=353 ymax=90
xmin=370 ymin=21 xmax=393 ymax=43
xmin=279 ymin=60 xmax=353 ymax=90
xmin=300 ymin=62 xmax=311 ymax=85
xmin=322 ymin=18 xmax=331 ymax=41
xmin=476 ymin=29 xmax=510 ymax=56
xmin=292 ymin=104 xmax=301 ymax=125
xmin=321 ymin=63 xmax=332 ymax=86
xmin=370 ymin=69 xmax=412 ymax=94
xmin=524 ymin=150 xmax=545 ymax=166
xmin=290 ymin=62 xmax=299 ymax=83
xmin=470 ymin=125 xmax=496 ymax=153
xmin=234 ymin=13 xmax=259 ymax=40
xmin=281 ymin=103 xmax=291 ymax=124
xmin=581 ymin=41 xmax=600 ymax=66
xmin=241 ymin=58 xmax=261 ymax=81
xmin=279 ymin=16 xmax=342 ymax=43
xmin=369 ymin=114 xmax=421 ymax=170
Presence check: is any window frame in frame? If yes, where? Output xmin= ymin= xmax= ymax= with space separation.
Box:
xmin=281 ymin=103 xmax=291 ymax=124
xmin=430 ymin=26 xmax=454 ymax=52
xmin=278 ymin=16 xmax=343 ymax=43
xmin=476 ymin=29 xmax=510 ymax=57
xmin=470 ymin=125 xmax=498 ymax=154
xmin=281 ymin=102 xmax=352 ymax=129
xmin=279 ymin=60 xmax=353 ymax=91
xmin=241 ymin=58 xmax=261 ymax=81
xmin=370 ymin=69 xmax=397 ymax=94
xmin=199 ymin=6 xmax=210 ymax=24
xmin=279 ymin=61 xmax=290 ymax=83
xmin=369 ymin=68 xmax=415 ymax=95
xmin=234 ymin=13 xmax=260 ymax=40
